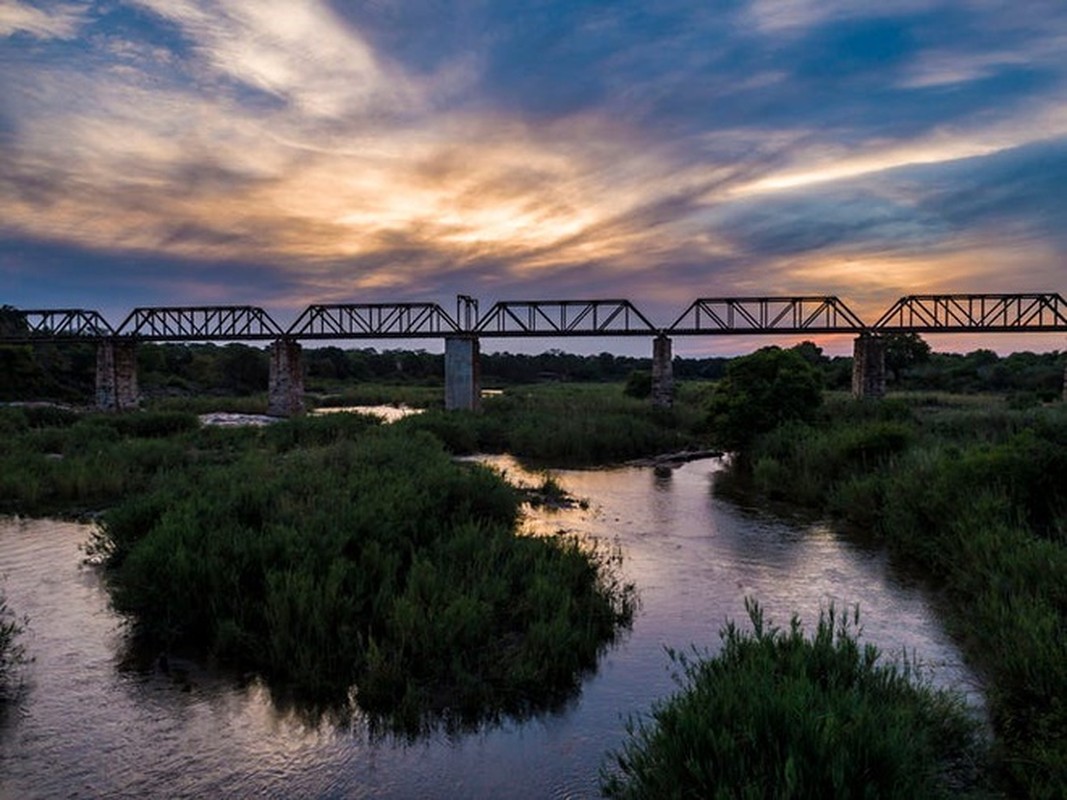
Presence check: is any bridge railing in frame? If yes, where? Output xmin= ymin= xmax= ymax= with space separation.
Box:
xmin=874 ymin=293 xmax=1067 ymax=332
xmin=668 ymin=296 xmax=868 ymax=335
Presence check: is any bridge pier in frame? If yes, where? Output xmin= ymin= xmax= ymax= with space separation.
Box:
xmin=851 ymin=335 xmax=886 ymax=399
xmin=652 ymin=335 xmax=674 ymax=408
xmin=95 ymin=339 xmax=139 ymax=411
xmin=445 ymin=336 xmax=481 ymax=411
xmin=268 ymin=339 xmax=305 ymax=417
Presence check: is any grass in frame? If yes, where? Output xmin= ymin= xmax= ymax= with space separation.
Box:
xmin=602 ymin=600 xmax=984 ymax=799
xmin=719 ymin=395 xmax=1067 ymax=797
xmin=0 ymin=589 xmax=27 ymax=703
xmin=398 ymin=382 xmax=708 ymax=466
xmin=0 ymin=405 xmax=635 ymax=734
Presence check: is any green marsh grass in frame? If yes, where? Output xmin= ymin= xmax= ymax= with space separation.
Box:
xmin=726 ymin=397 xmax=1067 ymax=796
xmin=0 ymin=589 xmax=28 ymax=703
xmin=0 ymin=410 xmax=639 ymax=734
xmin=602 ymin=601 xmax=984 ymax=799
xmin=398 ymin=382 xmax=706 ymax=466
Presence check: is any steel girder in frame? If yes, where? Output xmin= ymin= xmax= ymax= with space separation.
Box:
xmin=874 ymin=293 xmax=1067 ymax=333
xmin=116 ymin=306 xmax=283 ymax=341
xmin=0 ymin=308 xmax=114 ymax=342
xmin=668 ymin=296 xmax=867 ymax=335
xmin=474 ymin=299 xmax=656 ymax=337
xmin=286 ymin=303 xmax=460 ymax=339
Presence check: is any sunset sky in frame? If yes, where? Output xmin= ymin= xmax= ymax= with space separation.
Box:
xmin=1 ymin=1 xmax=1065 ymax=353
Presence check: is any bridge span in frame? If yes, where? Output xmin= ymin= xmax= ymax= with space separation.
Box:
xmin=2 ymin=293 xmax=1065 ymax=415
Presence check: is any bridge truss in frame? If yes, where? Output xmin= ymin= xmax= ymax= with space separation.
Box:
xmin=287 ymin=303 xmax=460 ymax=339
xmin=0 ymin=308 xmax=114 ymax=341
xmin=474 ymin=300 xmax=656 ymax=337
xmin=874 ymin=293 xmax=1067 ymax=333
xmin=668 ymin=296 xmax=866 ymax=335
xmin=2 ymin=292 xmax=1065 ymax=344
xmin=116 ymin=306 xmax=284 ymax=341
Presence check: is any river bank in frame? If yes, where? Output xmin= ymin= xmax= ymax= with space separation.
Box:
xmin=0 ymin=454 xmax=980 ymax=798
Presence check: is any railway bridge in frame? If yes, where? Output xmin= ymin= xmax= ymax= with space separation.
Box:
xmin=2 ymin=293 xmax=1065 ymax=415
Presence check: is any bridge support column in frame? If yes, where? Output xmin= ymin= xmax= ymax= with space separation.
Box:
xmin=268 ymin=339 xmax=305 ymax=417
xmin=651 ymin=335 xmax=674 ymax=408
xmin=95 ymin=339 xmax=139 ymax=411
xmin=851 ymin=335 xmax=886 ymax=399
xmin=445 ymin=336 xmax=481 ymax=411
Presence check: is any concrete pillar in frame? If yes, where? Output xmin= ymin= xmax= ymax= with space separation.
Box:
xmin=651 ymin=335 xmax=674 ymax=409
xmin=95 ymin=339 xmax=139 ymax=411
xmin=445 ymin=336 xmax=480 ymax=411
xmin=852 ymin=335 xmax=886 ymax=399
xmin=268 ymin=339 xmax=305 ymax=417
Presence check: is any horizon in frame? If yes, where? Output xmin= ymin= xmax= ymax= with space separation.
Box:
xmin=2 ymin=1 xmax=1066 ymax=356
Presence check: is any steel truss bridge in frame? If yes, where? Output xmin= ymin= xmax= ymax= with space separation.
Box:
xmin=2 ymin=293 xmax=1066 ymax=344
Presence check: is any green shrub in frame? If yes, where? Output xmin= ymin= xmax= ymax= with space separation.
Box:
xmin=603 ymin=601 xmax=982 ymax=799
xmin=708 ymin=347 xmax=822 ymax=450
xmin=98 ymin=426 xmax=634 ymax=732
xmin=0 ymin=590 xmax=27 ymax=701
xmin=725 ymin=400 xmax=1067 ymax=796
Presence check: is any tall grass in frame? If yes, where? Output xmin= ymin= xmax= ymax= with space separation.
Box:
xmin=603 ymin=600 xmax=983 ymax=799
xmin=75 ymin=422 xmax=636 ymax=733
xmin=727 ymin=398 xmax=1067 ymax=796
xmin=0 ymin=589 xmax=27 ymax=703
xmin=398 ymin=382 xmax=706 ymax=466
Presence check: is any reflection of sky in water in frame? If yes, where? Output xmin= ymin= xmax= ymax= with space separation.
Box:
xmin=0 ymin=461 xmax=982 ymax=798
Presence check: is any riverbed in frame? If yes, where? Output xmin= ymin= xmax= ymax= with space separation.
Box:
xmin=0 ymin=457 xmax=981 ymax=799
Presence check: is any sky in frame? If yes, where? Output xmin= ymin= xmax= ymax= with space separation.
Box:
xmin=1 ymin=0 xmax=1066 ymax=354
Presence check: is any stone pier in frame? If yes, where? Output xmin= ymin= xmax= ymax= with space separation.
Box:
xmin=851 ymin=335 xmax=886 ymax=399
xmin=651 ymin=334 xmax=674 ymax=408
xmin=96 ymin=339 xmax=139 ymax=411
xmin=445 ymin=336 xmax=481 ymax=411
xmin=268 ymin=339 xmax=305 ymax=417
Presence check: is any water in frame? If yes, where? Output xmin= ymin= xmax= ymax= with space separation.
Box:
xmin=197 ymin=405 xmax=423 ymax=427
xmin=0 ymin=458 xmax=981 ymax=799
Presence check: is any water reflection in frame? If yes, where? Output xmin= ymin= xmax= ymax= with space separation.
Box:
xmin=0 ymin=458 xmax=982 ymax=799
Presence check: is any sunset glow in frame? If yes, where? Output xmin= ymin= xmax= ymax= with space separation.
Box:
xmin=1 ymin=0 xmax=1065 ymax=351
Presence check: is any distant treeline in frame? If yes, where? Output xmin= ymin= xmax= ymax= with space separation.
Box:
xmin=0 ymin=338 xmax=1062 ymax=402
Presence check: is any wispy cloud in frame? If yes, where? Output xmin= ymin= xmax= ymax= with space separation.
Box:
xmin=1 ymin=0 xmax=1065 ymax=321
xmin=0 ymin=0 xmax=86 ymax=40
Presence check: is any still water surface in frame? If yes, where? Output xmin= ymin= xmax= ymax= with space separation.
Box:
xmin=0 ymin=457 xmax=981 ymax=799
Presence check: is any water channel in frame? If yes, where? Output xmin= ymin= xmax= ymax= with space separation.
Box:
xmin=0 ymin=456 xmax=981 ymax=799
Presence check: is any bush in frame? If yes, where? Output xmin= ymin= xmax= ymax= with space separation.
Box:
xmin=603 ymin=601 xmax=982 ymax=799
xmin=707 ymin=347 xmax=822 ymax=450
xmin=98 ymin=426 xmax=635 ymax=732
xmin=623 ymin=370 xmax=652 ymax=399
xmin=0 ymin=590 xmax=27 ymax=701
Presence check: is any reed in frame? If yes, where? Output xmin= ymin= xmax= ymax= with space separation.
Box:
xmin=603 ymin=600 xmax=984 ymax=799
xmin=0 ymin=590 xmax=27 ymax=702
xmin=89 ymin=423 xmax=635 ymax=733
xmin=726 ymin=399 xmax=1067 ymax=796
xmin=398 ymin=382 xmax=705 ymax=466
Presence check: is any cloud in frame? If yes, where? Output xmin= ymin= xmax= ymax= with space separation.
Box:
xmin=1 ymin=0 xmax=1066 ymax=320
xmin=0 ymin=1 xmax=86 ymax=39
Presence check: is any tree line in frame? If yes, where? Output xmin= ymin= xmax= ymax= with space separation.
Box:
xmin=0 ymin=335 xmax=1062 ymax=403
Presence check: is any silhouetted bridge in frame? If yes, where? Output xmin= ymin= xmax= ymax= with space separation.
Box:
xmin=2 ymin=294 xmax=1065 ymax=415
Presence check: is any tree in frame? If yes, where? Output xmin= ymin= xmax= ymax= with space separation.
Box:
xmin=707 ymin=346 xmax=822 ymax=450
xmin=883 ymin=333 xmax=931 ymax=384
xmin=623 ymin=369 xmax=652 ymax=399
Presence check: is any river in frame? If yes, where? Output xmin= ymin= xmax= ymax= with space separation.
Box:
xmin=0 ymin=456 xmax=981 ymax=799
